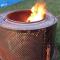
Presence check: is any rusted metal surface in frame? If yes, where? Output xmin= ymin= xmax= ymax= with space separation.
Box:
xmin=0 ymin=10 xmax=57 ymax=60
xmin=0 ymin=24 xmax=57 ymax=60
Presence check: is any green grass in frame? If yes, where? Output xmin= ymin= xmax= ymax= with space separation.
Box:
xmin=0 ymin=0 xmax=60 ymax=59
xmin=46 ymin=0 xmax=60 ymax=16
xmin=0 ymin=0 xmax=34 ymax=13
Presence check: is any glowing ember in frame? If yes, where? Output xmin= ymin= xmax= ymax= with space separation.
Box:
xmin=27 ymin=2 xmax=46 ymax=22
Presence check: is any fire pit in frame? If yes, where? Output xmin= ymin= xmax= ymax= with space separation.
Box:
xmin=0 ymin=9 xmax=57 ymax=60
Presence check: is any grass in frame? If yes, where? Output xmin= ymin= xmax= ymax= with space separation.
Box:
xmin=0 ymin=0 xmax=60 ymax=59
xmin=0 ymin=0 xmax=34 ymax=13
xmin=46 ymin=0 xmax=60 ymax=16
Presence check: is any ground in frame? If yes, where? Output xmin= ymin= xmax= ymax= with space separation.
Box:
xmin=0 ymin=0 xmax=60 ymax=60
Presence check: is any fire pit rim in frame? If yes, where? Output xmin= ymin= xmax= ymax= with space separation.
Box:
xmin=5 ymin=10 xmax=46 ymax=24
xmin=0 ymin=10 xmax=57 ymax=30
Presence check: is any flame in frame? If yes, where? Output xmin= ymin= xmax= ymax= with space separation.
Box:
xmin=27 ymin=2 xmax=46 ymax=22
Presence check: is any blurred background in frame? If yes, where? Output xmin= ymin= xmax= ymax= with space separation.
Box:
xmin=0 ymin=0 xmax=60 ymax=60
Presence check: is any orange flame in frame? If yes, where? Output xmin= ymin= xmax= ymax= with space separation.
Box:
xmin=27 ymin=2 xmax=46 ymax=22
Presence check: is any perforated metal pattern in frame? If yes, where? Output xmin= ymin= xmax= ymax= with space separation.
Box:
xmin=0 ymin=23 xmax=57 ymax=60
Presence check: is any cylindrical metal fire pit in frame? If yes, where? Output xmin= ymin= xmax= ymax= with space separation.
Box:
xmin=0 ymin=10 xmax=57 ymax=60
